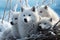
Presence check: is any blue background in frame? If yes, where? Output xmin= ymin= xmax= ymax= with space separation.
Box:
xmin=0 ymin=0 xmax=60 ymax=18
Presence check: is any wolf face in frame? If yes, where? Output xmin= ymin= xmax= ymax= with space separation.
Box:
xmin=19 ymin=6 xmax=39 ymax=24
xmin=38 ymin=17 xmax=53 ymax=29
xmin=10 ymin=11 xmax=20 ymax=25
xmin=38 ymin=5 xmax=50 ymax=17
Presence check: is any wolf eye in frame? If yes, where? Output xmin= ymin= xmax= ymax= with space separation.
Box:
xmin=39 ymin=23 xmax=41 ymax=24
xmin=15 ymin=18 xmax=18 ymax=20
xmin=23 ymin=15 xmax=25 ymax=16
xmin=29 ymin=14 xmax=31 ymax=16
xmin=44 ymin=23 xmax=46 ymax=25
xmin=40 ymin=11 xmax=42 ymax=13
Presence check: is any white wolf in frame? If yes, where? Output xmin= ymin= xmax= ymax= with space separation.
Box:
xmin=18 ymin=6 xmax=40 ymax=39
xmin=38 ymin=5 xmax=59 ymax=25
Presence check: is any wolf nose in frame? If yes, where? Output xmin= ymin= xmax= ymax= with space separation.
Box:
xmin=10 ymin=21 xmax=14 ymax=25
xmin=24 ymin=18 xmax=27 ymax=23
xmin=39 ymin=26 xmax=42 ymax=28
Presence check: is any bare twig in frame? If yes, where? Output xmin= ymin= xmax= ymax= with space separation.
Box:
xmin=8 ymin=0 xmax=12 ymax=22
xmin=2 ymin=0 xmax=9 ymax=23
xmin=20 ymin=0 xmax=22 ymax=7
xmin=25 ymin=0 xmax=28 ymax=7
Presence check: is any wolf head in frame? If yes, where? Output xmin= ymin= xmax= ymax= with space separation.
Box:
xmin=38 ymin=17 xmax=53 ymax=29
xmin=10 ymin=11 xmax=20 ymax=25
xmin=19 ymin=6 xmax=39 ymax=24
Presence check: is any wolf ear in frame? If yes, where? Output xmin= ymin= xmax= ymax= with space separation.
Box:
xmin=49 ymin=18 xmax=52 ymax=22
xmin=31 ymin=6 xmax=35 ymax=12
xmin=21 ymin=7 xmax=24 ymax=12
xmin=44 ymin=6 xmax=47 ymax=9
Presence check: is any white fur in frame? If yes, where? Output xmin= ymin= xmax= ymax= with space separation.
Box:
xmin=39 ymin=17 xmax=53 ymax=29
xmin=18 ymin=7 xmax=40 ymax=39
xmin=38 ymin=17 xmax=56 ymax=35
xmin=0 ymin=28 xmax=12 ymax=40
xmin=1 ymin=11 xmax=20 ymax=40
xmin=38 ymin=5 xmax=59 ymax=25
xmin=11 ymin=11 xmax=20 ymax=38
xmin=0 ymin=20 xmax=12 ymax=40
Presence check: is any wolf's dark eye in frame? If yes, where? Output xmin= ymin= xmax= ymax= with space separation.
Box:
xmin=15 ymin=18 xmax=18 ymax=20
xmin=40 ymin=11 xmax=42 ymax=13
xmin=23 ymin=15 xmax=25 ymax=16
xmin=29 ymin=14 xmax=31 ymax=16
xmin=39 ymin=23 xmax=41 ymax=24
xmin=44 ymin=23 xmax=46 ymax=25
